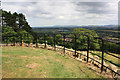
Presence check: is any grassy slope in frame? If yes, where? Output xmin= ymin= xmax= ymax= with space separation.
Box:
xmin=90 ymin=51 xmax=120 ymax=68
xmin=2 ymin=46 xmax=104 ymax=78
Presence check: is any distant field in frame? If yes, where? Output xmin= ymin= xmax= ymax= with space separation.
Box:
xmin=32 ymin=27 xmax=119 ymax=39
xmin=90 ymin=51 xmax=120 ymax=68
xmin=99 ymin=30 xmax=119 ymax=33
xmin=2 ymin=46 xmax=104 ymax=78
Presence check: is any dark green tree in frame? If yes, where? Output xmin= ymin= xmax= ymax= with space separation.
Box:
xmin=2 ymin=10 xmax=36 ymax=44
xmin=71 ymin=28 xmax=99 ymax=50
xmin=2 ymin=26 xmax=17 ymax=44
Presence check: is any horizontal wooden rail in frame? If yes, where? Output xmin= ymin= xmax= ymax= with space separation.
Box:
xmin=104 ymin=51 xmax=120 ymax=59
xmin=103 ymin=65 xmax=120 ymax=76
xmin=104 ymin=58 xmax=120 ymax=67
xmin=90 ymin=52 xmax=120 ymax=67
xmin=90 ymin=52 xmax=102 ymax=58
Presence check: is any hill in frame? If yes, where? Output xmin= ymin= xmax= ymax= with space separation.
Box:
xmin=2 ymin=46 xmax=104 ymax=78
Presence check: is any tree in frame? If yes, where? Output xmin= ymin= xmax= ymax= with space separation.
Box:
xmin=71 ymin=28 xmax=100 ymax=50
xmin=2 ymin=26 xmax=17 ymax=44
xmin=56 ymin=34 xmax=62 ymax=45
xmin=2 ymin=10 xmax=32 ymax=33
xmin=12 ymin=12 xmax=19 ymax=32
xmin=2 ymin=10 xmax=36 ymax=44
xmin=18 ymin=30 xmax=34 ymax=43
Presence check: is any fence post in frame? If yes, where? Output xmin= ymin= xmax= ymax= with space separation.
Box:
xmin=27 ymin=33 xmax=30 ymax=47
xmin=6 ymin=35 xmax=8 ymax=46
xmin=87 ymin=36 xmax=90 ymax=63
xmin=63 ymin=34 xmax=65 ymax=54
xmin=101 ymin=39 xmax=104 ymax=73
xmin=36 ymin=38 xmax=38 ymax=48
xmin=44 ymin=34 xmax=46 ymax=48
xmin=54 ymin=33 xmax=56 ymax=51
xmin=10 ymin=34 xmax=12 ymax=46
xmin=75 ymin=34 xmax=77 ymax=57
xmin=13 ymin=35 xmax=15 ymax=46
xmin=20 ymin=34 xmax=22 ymax=46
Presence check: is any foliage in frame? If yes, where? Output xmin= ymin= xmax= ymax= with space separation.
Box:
xmin=56 ymin=34 xmax=62 ymax=45
xmin=47 ymin=36 xmax=54 ymax=46
xmin=2 ymin=26 xmax=17 ymax=43
xmin=19 ymin=30 xmax=34 ymax=43
xmin=104 ymin=42 xmax=120 ymax=54
xmin=2 ymin=10 xmax=36 ymax=43
xmin=71 ymin=28 xmax=99 ymax=50
xmin=41 ymin=33 xmax=63 ymax=46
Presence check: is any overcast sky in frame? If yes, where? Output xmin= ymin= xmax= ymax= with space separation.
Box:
xmin=2 ymin=0 xmax=119 ymax=27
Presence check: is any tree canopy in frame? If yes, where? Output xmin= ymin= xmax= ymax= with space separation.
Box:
xmin=2 ymin=10 xmax=35 ymax=44
xmin=71 ymin=28 xmax=100 ymax=50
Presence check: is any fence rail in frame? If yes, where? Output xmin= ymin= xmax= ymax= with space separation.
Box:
xmin=2 ymin=33 xmax=120 ymax=77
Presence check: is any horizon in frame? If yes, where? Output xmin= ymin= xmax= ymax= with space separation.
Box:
xmin=31 ymin=24 xmax=118 ymax=28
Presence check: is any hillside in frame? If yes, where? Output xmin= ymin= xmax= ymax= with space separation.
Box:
xmin=2 ymin=46 xmax=105 ymax=78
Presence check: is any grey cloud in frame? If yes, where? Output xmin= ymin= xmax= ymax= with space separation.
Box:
xmin=75 ymin=2 xmax=107 ymax=7
xmin=74 ymin=2 xmax=112 ymax=14
xmin=3 ymin=2 xmax=32 ymax=6
xmin=30 ymin=8 xmax=51 ymax=15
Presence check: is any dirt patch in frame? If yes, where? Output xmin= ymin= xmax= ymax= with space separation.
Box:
xmin=26 ymin=63 xmax=39 ymax=69
xmin=32 ymin=56 xmax=40 ymax=59
xmin=2 ymin=55 xmax=9 ymax=57
xmin=21 ymin=56 xmax=27 ymax=58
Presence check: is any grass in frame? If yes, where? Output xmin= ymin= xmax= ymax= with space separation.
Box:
xmin=90 ymin=51 xmax=120 ymax=68
xmin=2 ymin=46 xmax=104 ymax=78
xmin=104 ymin=52 xmax=120 ymax=69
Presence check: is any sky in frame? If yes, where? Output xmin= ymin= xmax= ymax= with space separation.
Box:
xmin=1 ymin=0 xmax=120 ymax=27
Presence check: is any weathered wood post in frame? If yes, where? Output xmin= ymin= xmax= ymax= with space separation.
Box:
xmin=13 ymin=36 xmax=15 ymax=46
xmin=27 ymin=33 xmax=30 ymax=47
xmin=101 ymin=38 xmax=104 ymax=73
xmin=20 ymin=34 xmax=22 ymax=46
xmin=44 ymin=34 xmax=46 ymax=48
xmin=87 ymin=36 xmax=90 ymax=63
xmin=22 ymin=40 xmax=24 ymax=47
xmin=74 ymin=34 xmax=77 ymax=57
xmin=54 ymin=33 xmax=56 ymax=51
xmin=6 ymin=35 xmax=8 ymax=46
xmin=63 ymin=34 xmax=65 ymax=54
xmin=36 ymin=38 xmax=38 ymax=48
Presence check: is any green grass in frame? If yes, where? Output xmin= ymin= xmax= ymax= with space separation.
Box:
xmin=90 ymin=51 xmax=120 ymax=68
xmin=2 ymin=46 xmax=104 ymax=78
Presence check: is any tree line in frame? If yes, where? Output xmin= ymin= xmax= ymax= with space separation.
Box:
xmin=2 ymin=10 xmax=38 ymax=44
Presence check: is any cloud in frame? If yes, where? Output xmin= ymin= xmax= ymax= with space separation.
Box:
xmin=2 ymin=0 xmax=118 ymax=26
xmin=2 ymin=0 xmax=120 ymax=2
xmin=74 ymin=2 xmax=117 ymax=14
